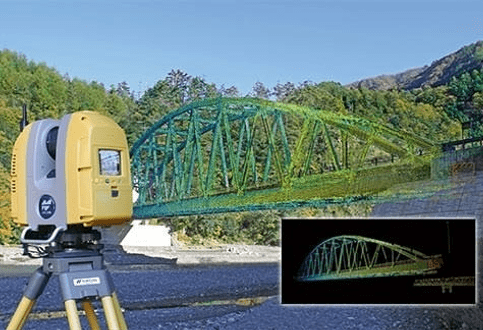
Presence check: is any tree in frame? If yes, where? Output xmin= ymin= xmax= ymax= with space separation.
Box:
xmin=285 ymin=83 xmax=345 ymax=112
xmin=224 ymin=86 xmax=240 ymax=97
xmin=116 ymin=81 xmax=131 ymax=98
xmin=473 ymin=92 xmax=483 ymax=110
xmin=447 ymin=69 xmax=483 ymax=137
xmin=251 ymin=81 xmax=270 ymax=99
xmin=187 ymin=76 xmax=218 ymax=102
xmin=218 ymin=85 xmax=240 ymax=98
xmin=0 ymin=164 xmax=18 ymax=244
xmin=273 ymin=82 xmax=295 ymax=101
xmin=167 ymin=69 xmax=192 ymax=105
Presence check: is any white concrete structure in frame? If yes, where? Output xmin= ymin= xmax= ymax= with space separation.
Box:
xmin=120 ymin=221 xmax=172 ymax=247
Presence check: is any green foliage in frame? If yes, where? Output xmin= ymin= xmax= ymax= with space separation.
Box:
xmin=285 ymin=82 xmax=346 ymax=112
xmin=476 ymin=45 xmax=483 ymax=62
xmin=0 ymin=50 xmax=135 ymax=167
xmin=473 ymin=92 xmax=483 ymax=109
xmin=165 ymin=210 xmax=281 ymax=246
xmin=284 ymin=82 xmax=459 ymax=143
xmin=0 ymin=164 xmax=20 ymax=244
xmin=446 ymin=68 xmax=483 ymax=137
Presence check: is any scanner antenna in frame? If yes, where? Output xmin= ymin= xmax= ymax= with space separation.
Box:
xmin=20 ymin=104 xmax=28 ymax=132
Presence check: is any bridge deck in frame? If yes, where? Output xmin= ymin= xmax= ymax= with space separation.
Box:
xmin=299 ymin=258 xmax=440 ymax=281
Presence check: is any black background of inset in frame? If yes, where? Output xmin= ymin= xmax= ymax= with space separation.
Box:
xmin=281 ymin=218 xmax=476 ymax=304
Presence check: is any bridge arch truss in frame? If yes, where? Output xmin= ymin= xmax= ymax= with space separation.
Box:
xmin=130 ymin=98 xmax=436 ymax=218
xmin=298 ymin=235 xmax=443 ymax=281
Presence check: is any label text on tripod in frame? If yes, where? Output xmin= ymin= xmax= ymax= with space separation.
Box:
xmin=73 ymin=277 xmax=101 ymax=286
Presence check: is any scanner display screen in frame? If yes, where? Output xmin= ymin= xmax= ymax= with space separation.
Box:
xmin=99 ymin=149 xmax=121 ymax=176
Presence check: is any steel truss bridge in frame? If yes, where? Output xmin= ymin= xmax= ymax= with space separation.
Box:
xmin=130 ymin=98 xmax=438 ymax=219
xmin=297 ymin=235 xmax=443 ymax=281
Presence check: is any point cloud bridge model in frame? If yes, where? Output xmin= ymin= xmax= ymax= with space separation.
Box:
xmin=130 ymin=98 xmax=437 ymax=218
xmin=297 ymin=235 xmax=443 ymax=281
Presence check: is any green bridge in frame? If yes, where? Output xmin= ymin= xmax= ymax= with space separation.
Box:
xmin=130 ymin=97 xmax=438 ymax=219
xmin=297 ymin=235 xmax=443 ymax=281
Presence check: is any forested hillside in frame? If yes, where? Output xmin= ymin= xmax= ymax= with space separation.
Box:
xmin=2 ymin=41 xmax=482 ymax=244
xmin=347 ymin=41 xmax=483 ymax=137
xmin=348 ymin=41 xmax=483 ymax=91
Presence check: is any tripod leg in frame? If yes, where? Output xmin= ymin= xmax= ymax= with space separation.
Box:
xmin=112 ymin=292 xmax=128 ymax=330
xmin=101 ymin=296 xmax=121 ymax=330
xmin=7 ymin=267 xmax=51 ymax=330
xmin=82 ymin=299 xmax=101 ymax=330
xmin=65 ymin=300 xmax=82 ymax=330
xmin=6 ymin=297 xmax=35 ymax=330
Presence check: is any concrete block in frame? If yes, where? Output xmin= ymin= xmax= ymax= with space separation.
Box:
xmin=121 ymin=224 xmax=171 ymax=247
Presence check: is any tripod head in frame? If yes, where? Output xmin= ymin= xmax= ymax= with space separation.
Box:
xmin=23 ymin=225 xmax=104 ymax=259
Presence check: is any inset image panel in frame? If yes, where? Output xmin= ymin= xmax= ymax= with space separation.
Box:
xmin=281 ymin=218 xmax=476 ymax=305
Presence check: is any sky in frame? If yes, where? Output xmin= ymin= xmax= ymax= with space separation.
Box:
xmin=1 ymin=0 xmax=483 ymax=96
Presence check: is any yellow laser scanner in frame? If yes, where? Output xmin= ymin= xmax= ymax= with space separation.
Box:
xmin=11 ymin=111 xmax=132 ymax=243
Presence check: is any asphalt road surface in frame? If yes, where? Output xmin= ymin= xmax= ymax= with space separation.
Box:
xmin=1 ymin=262 xmax=482 ymax=329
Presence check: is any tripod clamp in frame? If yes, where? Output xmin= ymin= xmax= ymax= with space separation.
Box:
xmin=20 ymin=226 xmax=65 ymax=245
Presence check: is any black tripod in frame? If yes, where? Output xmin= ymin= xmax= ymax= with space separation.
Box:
xmin=7 ymin=227 xmax=127 ymax=330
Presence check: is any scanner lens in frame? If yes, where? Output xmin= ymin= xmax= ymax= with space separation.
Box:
xmin=46 ymin=126 xmax=59 ymax=160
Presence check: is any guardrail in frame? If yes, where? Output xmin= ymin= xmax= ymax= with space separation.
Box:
xmin=413 ymin=276 xmax=475 ymax=293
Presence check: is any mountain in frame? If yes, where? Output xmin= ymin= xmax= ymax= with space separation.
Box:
xmin=347 ymin=41 xmax=483 ymax=90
